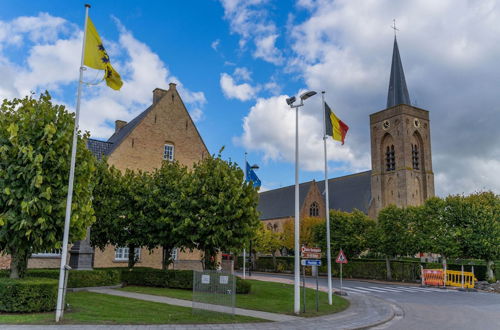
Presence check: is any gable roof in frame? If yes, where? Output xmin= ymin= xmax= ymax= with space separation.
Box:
xmin=106 ymin=105 xmax=153 ymax=154
xmin=86 ymin=138 xmax=113 ymax=160
xmin=257 ymin=170 xmax=372 ymax=220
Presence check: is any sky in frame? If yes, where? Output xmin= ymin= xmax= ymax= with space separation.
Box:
xmin=1 ymin=0 xmax=499 ymax=196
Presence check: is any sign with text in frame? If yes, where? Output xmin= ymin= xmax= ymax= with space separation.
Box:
xmin=301 ymin=246 xmax=322 ymax=259
xmin=301 ymin=259 xmax=321 ymax=266
xmin=335 ymin=249 xmax=348 ymax=264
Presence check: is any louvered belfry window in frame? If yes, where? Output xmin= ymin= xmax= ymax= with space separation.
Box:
xmin=386 ymin=145 xmax=396 ymax=171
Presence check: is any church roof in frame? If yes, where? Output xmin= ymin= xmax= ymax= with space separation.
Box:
xmin=86 ymin=138 xmax=113 ymax=160
xmin=387 ymin=37 xmax=411 ymax=108
xmin=257 ymin=170 xmax=372 ymax=220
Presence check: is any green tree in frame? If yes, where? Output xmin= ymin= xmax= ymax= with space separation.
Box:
xmin=182 ymin=149 xmax=260 ymax=270
xmin=372 ymin=205 xmax=418 ymax=280
xmin=149 ymin=161 xmax=191 ymax=269
xmin=463 ymin=191 xmax=500 ymax=281
xmin=282 ymin=217 xmax=324 ymax=251
xmin=254 ymin=222 xmax=282 ymax=269
xmin=0 ymin=93 xmax=96 ymax=278
xmin=313 ymin=209 xmax=375 ymax=260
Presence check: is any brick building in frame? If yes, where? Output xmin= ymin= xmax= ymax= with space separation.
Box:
xmin=0 ymin=83 xmax=210 ymax=270
xmin=259 ymin=36 xmax=434 ymax=226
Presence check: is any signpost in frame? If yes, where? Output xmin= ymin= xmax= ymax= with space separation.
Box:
xmin=336 ymin=249 xmax=348 ymax=295
xmin=301 ymin=246 xmax=322 ymax=312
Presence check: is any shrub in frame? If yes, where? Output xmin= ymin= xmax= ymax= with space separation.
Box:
xmin=27 ymin=269 xmax=121 ymax=288
xmin=121 ymin=268 xmax=193 ymax=289
xmin=0 ymin=277 xmax=57 ymax=312
xmin=236 ymin=277 xmax=251 ymax=294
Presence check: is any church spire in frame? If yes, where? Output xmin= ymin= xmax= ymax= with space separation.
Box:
xmin=387 ymin=36 xmax=411 ymax=108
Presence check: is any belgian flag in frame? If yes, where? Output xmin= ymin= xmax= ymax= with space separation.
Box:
xmin=325 ymin=102 xmax=349 ymax=144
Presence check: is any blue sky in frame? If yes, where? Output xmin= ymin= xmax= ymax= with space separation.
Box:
xmin=1 ymin=0 xmax=500 ymax=195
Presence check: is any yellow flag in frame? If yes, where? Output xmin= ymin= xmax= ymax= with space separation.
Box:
xmin=84 ymin=17 xmax=123 ymax=90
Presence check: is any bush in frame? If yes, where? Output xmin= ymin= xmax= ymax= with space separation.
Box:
xmin=0 ymin=277 xmax=57 ymax=312
xmin=121 ymin=268 xmax=193 ymax=289
xmin=236 ymin=277 xmax=251 ymax=294
xmin=26 ymin=269 xmax=121 ymax=288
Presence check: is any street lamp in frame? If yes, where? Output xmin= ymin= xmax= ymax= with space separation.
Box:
xmin=286 ymin=90 xmax=317 ymax=314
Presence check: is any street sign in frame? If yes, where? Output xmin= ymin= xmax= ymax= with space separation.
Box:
xmin=301 ymin=259 xmax=321 ymax=266
xmin=336 ymin=249 xmax=348 ymax=264
xmin=301 ymin=246 xmax=321 ymax=253
xmin=302 ymin=252 xmax=322 ymax=259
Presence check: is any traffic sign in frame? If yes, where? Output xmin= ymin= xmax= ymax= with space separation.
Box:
xmin=301 ymin=259 xmax=321 ymax=266
xmin=336 ymin=249 xmax=348 ymax=264
xmin=301 ymin=246 xmax=322 ymax=259
xmin=301 ymin=246 xmax=321 ymax=253
xmin=302 ymin=252 xmax=322 ymax=259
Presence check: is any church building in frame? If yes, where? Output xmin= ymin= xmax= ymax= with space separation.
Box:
xmin=258 ymin=36 xmax=435 ymax=227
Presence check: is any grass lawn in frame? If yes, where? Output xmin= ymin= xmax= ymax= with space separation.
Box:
xmin=0 ymin=291 xmax=262 ymax=325
xmin=121 ymin=279 xmax=350 ymax=317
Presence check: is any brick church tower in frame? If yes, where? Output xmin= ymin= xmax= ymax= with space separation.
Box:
xmin=368 ymin=37 xmax=435 ymax=218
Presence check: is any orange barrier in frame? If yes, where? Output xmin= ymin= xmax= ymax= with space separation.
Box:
xmin=422 ymin=269 xmax=444 ymax=286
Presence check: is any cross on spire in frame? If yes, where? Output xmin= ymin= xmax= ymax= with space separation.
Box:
xmin=391 ymin=19 xmax=399 ymax=37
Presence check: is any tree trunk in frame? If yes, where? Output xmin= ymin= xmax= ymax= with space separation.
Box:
xmin=10 ymin=249 xmax=29 ymax=279
xmin=272 ymin=251 xmax=277 ymax=271
xmin=204 ymin=250 xmax=217 ymax=270
xmin=385 ymin=256 xmax=392 ymax=281
xmin=486 ymin=260 xmax=495 ymax=281
xmin=128 ymin=244 xmax=136 ymax=268
xmin=162 ymin=245 xmax=173 ymax=270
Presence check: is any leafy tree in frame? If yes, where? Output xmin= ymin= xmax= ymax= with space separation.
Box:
xmin=463 ymin=191 xmax=500 ymax=281
xmin=282 ymin=217 xmax=324 ymax=251
xmin=372 ymin=205 xmax=418 ymax=280
xmin=91 ymin=165 xmax=151 ymax=268
xmin=0 ymin=93 xmax=96 ymax=278
xmin=181 ymin=149 xmax=260 ymax=270
xmin=254 ymin=222 xmax=282 ymax=269
xmin=149 ymin=161 xmax=191 ymax=269
xmin=313 ymin=209 xmax=375 ymax=260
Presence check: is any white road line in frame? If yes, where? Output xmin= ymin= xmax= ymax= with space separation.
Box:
xmin=367 ymin=286 xmax=402 ymax=292
xmin=343 ymin=287 xmax=370 ymax=293
xmin=354 ymin=286 xmax=389 ymax=293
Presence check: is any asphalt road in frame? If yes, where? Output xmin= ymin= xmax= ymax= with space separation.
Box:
xmin=242 ymin=272 xmax=500 ymax=330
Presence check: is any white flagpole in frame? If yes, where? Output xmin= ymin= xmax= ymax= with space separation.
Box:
xmin=322 ymin=91 xmax=333 ymax=305
xmin=243 ymin=152 xmax=247 ymax=279
xmin=55 ymin=3 xmax=90 ymax=322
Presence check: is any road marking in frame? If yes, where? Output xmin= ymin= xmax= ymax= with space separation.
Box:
xmin=353 ymin=286 xmax=389 ymax=293
xmin=368 ymin=286 xmax=402 ymax=292
xmin=343 ymin=287 xmax=370 ymax=293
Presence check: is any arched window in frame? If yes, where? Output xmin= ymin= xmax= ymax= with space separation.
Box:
xmin=386 ymin=145 xmax=395 ymax=171
xmin=412 ymin=144 xmax=419 ymax=169
xmin=309 ymin=202 xmax=319 ymax=217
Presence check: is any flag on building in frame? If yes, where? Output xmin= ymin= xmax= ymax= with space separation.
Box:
xmin=84 ymin=17 xmax=123 ymax=90
xmin=325 ymin=102 xmax=349 ymax=144
xmin=246 ymin=161 xmax=261 ymax=188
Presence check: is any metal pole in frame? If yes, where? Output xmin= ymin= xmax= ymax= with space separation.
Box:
xmin=421 ymin=265 xmax=424 ymax=286
xmin=461 ymin=265 xmax=464 ymax=289
xmin=340 ymin=262 xmax=343 ymax=295
xmin=294 ymin=104 xmax=301 ymax=314
xmin=55 ymin=3 xmax=90 ymax=322
xmin=243 ymin=152 xmax=247 ymax=280
xmin=316 ymin=267 xmax=319 ymax=312
xmin=321 ymin=91 xmax=333 ymax=305
xmin=249 ymin=240 xmax=252 ymax=277
xmin=302 ymin=266 xmax=306 ymax=313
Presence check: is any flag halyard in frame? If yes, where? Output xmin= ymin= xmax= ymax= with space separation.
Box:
xmin=84 ymin=17 xmax=123 ymax=90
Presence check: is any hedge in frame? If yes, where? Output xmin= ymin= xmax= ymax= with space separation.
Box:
xmin=0 ymin=269 xmax=121 ymax=288
xmin=237 ymin=256 xmax=498 ymax=282
xmin=121 ymin=268 xmax=251 ymax=293
xmin=0 ymin=277 xmax=57 ymax=312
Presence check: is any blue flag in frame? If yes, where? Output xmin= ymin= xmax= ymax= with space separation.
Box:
xmin=246 ymin=161 xmax=261 ymax=188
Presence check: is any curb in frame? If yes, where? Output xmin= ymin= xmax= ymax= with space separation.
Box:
xmin=68 ymin=283 xmax=123 ymax=292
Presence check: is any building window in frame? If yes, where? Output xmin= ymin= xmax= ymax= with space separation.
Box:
xmin=163 ymin=144 xmax=174 ymax=161
xmin=32 ymin=249 xmax=62 ymax=257
xmin=386 ymin=145 xmax=395 ymax=171
xmin=171 ymin=248 xmax=178 ymax=261
xmin=412 ymin=144 xmax=419 ymax=170
xmin=115 ymin=247 xmax=141 ymax=261
xmin=309 ymin=202 xmax=319 ymax=217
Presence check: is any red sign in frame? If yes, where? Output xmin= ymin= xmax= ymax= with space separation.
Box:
xmin=336 ymin=249 xmax=348 ymax=264
xmin=301 ymin=246 xmax=321 ymax=253
xmin=302 ymin=252 xmax=322 ymax=259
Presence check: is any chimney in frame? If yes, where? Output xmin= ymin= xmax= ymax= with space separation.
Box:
xmin=169 ymin=82 xmax=177 ymax=91
xmin=115 ymin=120 xmax=127 ymax=133
xmin=153 ymin=88 xmax=168 ymax=104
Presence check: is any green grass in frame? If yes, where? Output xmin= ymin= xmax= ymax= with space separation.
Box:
xmin=0 ymin=291 xmax=262 ymax=324
xmin=121 ymin=279 xmax=350 ymax=317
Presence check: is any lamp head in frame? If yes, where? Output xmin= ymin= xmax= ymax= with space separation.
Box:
xmin=286 ymin=96 xmax=296 ymax=106
xmin=300 ymin=91 xmax=317 ymax=100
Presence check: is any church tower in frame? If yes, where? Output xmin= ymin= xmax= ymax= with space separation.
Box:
xmin=368 ymin=36 xmax=435 ymax=218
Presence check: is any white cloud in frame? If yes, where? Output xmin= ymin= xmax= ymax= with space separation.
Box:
xmin=0 ymin=14 xmax=207 ymax=139
xmin=233 ymin=67 xmax=252 ymax=81
xmin=211 ymin=39 xmax=220 ymax=51
xmin=236 ymin=94 xmax=367 ymax=172
xmin=219 ymin=0 xmax=284 ymax=65
xmin=220 ymin=72 xmax=258 ymax=101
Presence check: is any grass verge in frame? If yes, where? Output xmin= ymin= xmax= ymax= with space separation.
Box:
xmin=0 ymin=291 xmax=262 ymax=324
xmin=121 ymin=279 xmax=350 ymax=317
